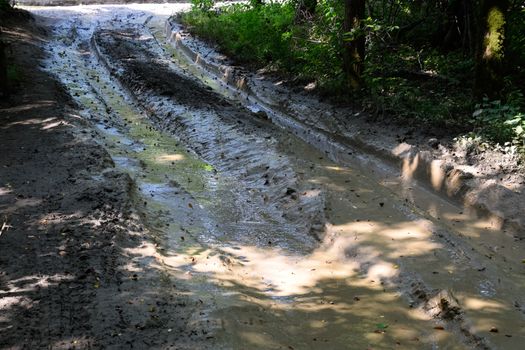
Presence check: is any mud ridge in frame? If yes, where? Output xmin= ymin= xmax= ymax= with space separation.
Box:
xmin=92 ymin=27 xmax=327 ymax=248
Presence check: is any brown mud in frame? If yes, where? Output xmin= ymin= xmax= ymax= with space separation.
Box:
xmin=1 ymin=4 xmax=524 ymax=350
xmin=0 ymin=11 xmax=213 ymax=350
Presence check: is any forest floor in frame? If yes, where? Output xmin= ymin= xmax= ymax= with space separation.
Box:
xmin=1 ymin=4 xmax=524 ymax=350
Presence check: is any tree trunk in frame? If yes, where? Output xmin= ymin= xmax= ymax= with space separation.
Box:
xmin=342 ymin=0 xmax=366 ymax=90
xmin=474 ymin=0 xmax=509 ymax=99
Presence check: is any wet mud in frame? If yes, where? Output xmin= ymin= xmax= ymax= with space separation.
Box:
xmin=15 ymin=4 xmax=525 ymax=349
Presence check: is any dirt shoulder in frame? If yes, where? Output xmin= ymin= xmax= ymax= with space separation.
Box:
xmin=0 ymin=12 xmax=206 ymax=349
xmin=167 ymin=20 xmax=525 ymax=235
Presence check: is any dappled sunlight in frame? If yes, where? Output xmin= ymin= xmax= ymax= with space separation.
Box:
xmin=0 ymin=197 xmax=42 ymax=213
xmin=0 ymin=187 xmax=12 ymax=196
xmin=145 ymin=216 xmax=449 ymax=327
xmin=326 ymin=219 xmax=442 ymax=260
xmin=1 ymin=274 xmax=75 ymax=294
xmin=0 ymin=101 xmax=54 ymax=114
xmin=441 ymin=211 xmax=501 ymax=239
xmin=0 ymin=274 xmax=75 ymax=320
xmin=37 ymin=211 xmax=83 ymax=227
xmin=155 ymin=153 xmax=186 ymax=163
xmin=4 ymin=116 xmax=58 ymax=128
xmin=402 ymin=156 xmax=419 ymax=185
xmin=470 ymin=216 xmax=501 ymax=231
xmin=463 ymin=296 xmax=507 ymax=312
xmin=237 ymin=330 xmax=282 ymax=348
xmin=324 ymin=165 xmax=351 ymax=173
xmin=42 ymin=119 xmax=68 ymax=130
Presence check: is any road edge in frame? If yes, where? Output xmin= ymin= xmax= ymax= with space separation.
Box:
xmin=164 ymin=19 xmax=524 ymax=236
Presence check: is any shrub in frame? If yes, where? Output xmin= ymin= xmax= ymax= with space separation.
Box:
xmin=471 ymin=97 xmax=525 ymax=149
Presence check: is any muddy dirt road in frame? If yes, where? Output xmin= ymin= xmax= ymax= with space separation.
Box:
xmin=6 ymin=4 xmax=525 ymax=349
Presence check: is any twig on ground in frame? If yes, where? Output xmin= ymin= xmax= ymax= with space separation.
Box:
xmin=0 ymin=220 xmax=12 ymax=237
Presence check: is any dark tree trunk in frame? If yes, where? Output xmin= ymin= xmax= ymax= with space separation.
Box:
xmin=342 ymin=0 xmax=366 ymax=90
xmin=474 ymin=0 xmax=509 ymax=99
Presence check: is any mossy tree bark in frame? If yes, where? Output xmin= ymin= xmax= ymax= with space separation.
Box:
xmin=474 ymin=0 xmax=509 ymax=99
xmin=342 ymin=0 xmax=366 ymax=90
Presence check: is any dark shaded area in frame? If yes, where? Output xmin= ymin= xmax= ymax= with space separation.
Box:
xmin=0 ymin=13 xmax=212 ymax=350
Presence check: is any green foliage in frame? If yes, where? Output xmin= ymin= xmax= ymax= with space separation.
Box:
xmin=363 ymin=44 xmax=474 ymax=128
xmin=180 ymin=0 xmax=525 ymax=154
xmin=182 ymin=3 xmax=294 ymax=64
xmin=180 ymin=1 xmax=343 ymax=85
xmin=471 ymin=97 xmax=525 ymax=148
xmin=191 ymin=0 xmax=215 ymax=12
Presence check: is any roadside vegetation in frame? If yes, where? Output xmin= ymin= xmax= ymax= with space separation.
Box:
xmin=179 ymin=0 xmax=525 ymax=153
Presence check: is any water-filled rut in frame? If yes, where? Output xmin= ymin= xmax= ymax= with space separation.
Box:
xmin=26 ymin=4 xmax=525 ymax=349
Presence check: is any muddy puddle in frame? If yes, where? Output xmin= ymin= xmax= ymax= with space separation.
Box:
xmin=24 ymin=4 xmax=525 ymax=349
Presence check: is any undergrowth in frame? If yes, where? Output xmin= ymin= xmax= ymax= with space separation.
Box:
xmin=179 ymin=0 xmax=525 ymax=153
xmin=180 ymin=2 xmax=341 ymax=84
